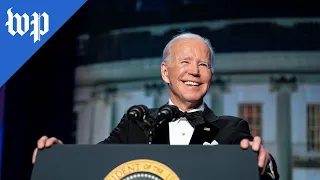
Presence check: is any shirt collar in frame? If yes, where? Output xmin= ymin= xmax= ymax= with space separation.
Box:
xmin=168 ymin=99 xmax=205 ymax=113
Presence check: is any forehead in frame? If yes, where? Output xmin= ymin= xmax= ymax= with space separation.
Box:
xmin=170 ymin=38 xmax=210 ymax=59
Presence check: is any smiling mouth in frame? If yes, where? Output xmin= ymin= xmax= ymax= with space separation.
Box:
xmin=183 ymin=81 xmax=201 ymax=86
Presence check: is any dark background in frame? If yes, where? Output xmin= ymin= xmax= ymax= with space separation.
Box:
xmin=1 ymin=0 xmax=320 ymax=179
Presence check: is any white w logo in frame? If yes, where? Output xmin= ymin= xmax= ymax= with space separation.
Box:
xmin=5 ymin=7 xmax=49 ymax=43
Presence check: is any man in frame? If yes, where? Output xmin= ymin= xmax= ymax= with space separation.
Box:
xmin=32 ymin=33 xmax=279 ymax=179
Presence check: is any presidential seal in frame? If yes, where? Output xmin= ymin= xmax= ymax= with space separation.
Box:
xmin=104 ymin=159 xmax=180 ymax=180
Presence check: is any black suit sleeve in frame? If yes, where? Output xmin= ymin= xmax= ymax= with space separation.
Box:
xmin=232 ymin=119 xmax=254 ymax=143
xmin=97 ymin=114 xmax=129 ymax=144
xmin=97 ymin=113 xmax=148 ymax=144
xmin=233 ymin=119 xmax=280 ymax=180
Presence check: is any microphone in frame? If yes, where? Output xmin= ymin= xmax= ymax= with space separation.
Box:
xmin=148 ymin=104 xmax=180 ymax=144
xmin=126 ymin=105 xmax=151 ymax=144
xmin=126 ymin=105 xmax=150 ymax=123
xmin=157 ymin=104 xmax=180 ymax=122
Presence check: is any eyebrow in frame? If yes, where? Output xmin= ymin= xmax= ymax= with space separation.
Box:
xmin=179 ymin=57 xmax=210 ymax=63
xmin=199 ymin=60 xmax=210 ymax=64
xmin=181 ymin=57 xmax=191 ymax=60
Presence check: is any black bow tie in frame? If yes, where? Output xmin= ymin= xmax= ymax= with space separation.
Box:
xmin=174 ymin=111 xmax=205 ymax=127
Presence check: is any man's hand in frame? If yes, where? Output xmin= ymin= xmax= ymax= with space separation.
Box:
xmin=32 ymin=136 xmax=63 ymax=164
xmin=240 ymin=136 xmax=270 ymax=175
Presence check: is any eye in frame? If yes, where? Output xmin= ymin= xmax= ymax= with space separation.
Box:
xmin=200 ymin=63 xmax=209 ymax=67
xmin=181 ymin=60 xmax=189 ymax=64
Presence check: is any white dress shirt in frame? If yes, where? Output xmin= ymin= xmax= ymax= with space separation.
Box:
xmin=168 ymin=99 xmax=205 ymax=145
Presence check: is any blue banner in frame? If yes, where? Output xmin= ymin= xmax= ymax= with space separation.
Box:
xmin=0 ymin=0 xmax=87 ymax=87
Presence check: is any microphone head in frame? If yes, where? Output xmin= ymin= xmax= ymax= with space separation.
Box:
xmin=127 ymin=105 xmax=149 ymax=122
xmin=158 ymin=104 xmax=180 ymax=121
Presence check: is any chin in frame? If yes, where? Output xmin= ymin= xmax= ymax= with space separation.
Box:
xmin=182 ymin=95 xmax=204 ymax=103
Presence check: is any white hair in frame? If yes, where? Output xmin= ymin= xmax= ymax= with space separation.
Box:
xmin=162 ymin=32 xmax=215 ymax=71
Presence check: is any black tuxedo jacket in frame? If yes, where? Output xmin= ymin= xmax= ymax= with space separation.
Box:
xmin=99 ymin=104 xmax=279 ymax=179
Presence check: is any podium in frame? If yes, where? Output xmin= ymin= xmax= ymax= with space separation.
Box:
xmin=31 ymin=144 xmax=260 ymax=180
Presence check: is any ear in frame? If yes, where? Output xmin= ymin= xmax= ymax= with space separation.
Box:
xmin=161 ymin=62 xmax=170 ymax=84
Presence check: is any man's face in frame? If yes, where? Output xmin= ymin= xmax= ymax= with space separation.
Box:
xmin=161 ymin=38 xmax=212 ymax=106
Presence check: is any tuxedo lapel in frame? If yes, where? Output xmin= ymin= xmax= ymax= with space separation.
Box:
xmin=189 ymin=123 xmax=218 ymax=144
xmin=189 ymin=104 xmax=220 ymax=144
xmin=149 ymin=109 xmax=170 ymax=144
xmin=152 ymin=123 xmax=170 ymax=144
xmin=203 ymin=104 xmax=219 ymax=123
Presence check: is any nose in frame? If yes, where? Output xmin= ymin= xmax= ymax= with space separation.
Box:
xmin=187 ymin=62 xmax=200 ymax=76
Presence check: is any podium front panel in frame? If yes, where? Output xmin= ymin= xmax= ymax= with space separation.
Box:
xmin=31 ymin=144 xmax=260 ymax=180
